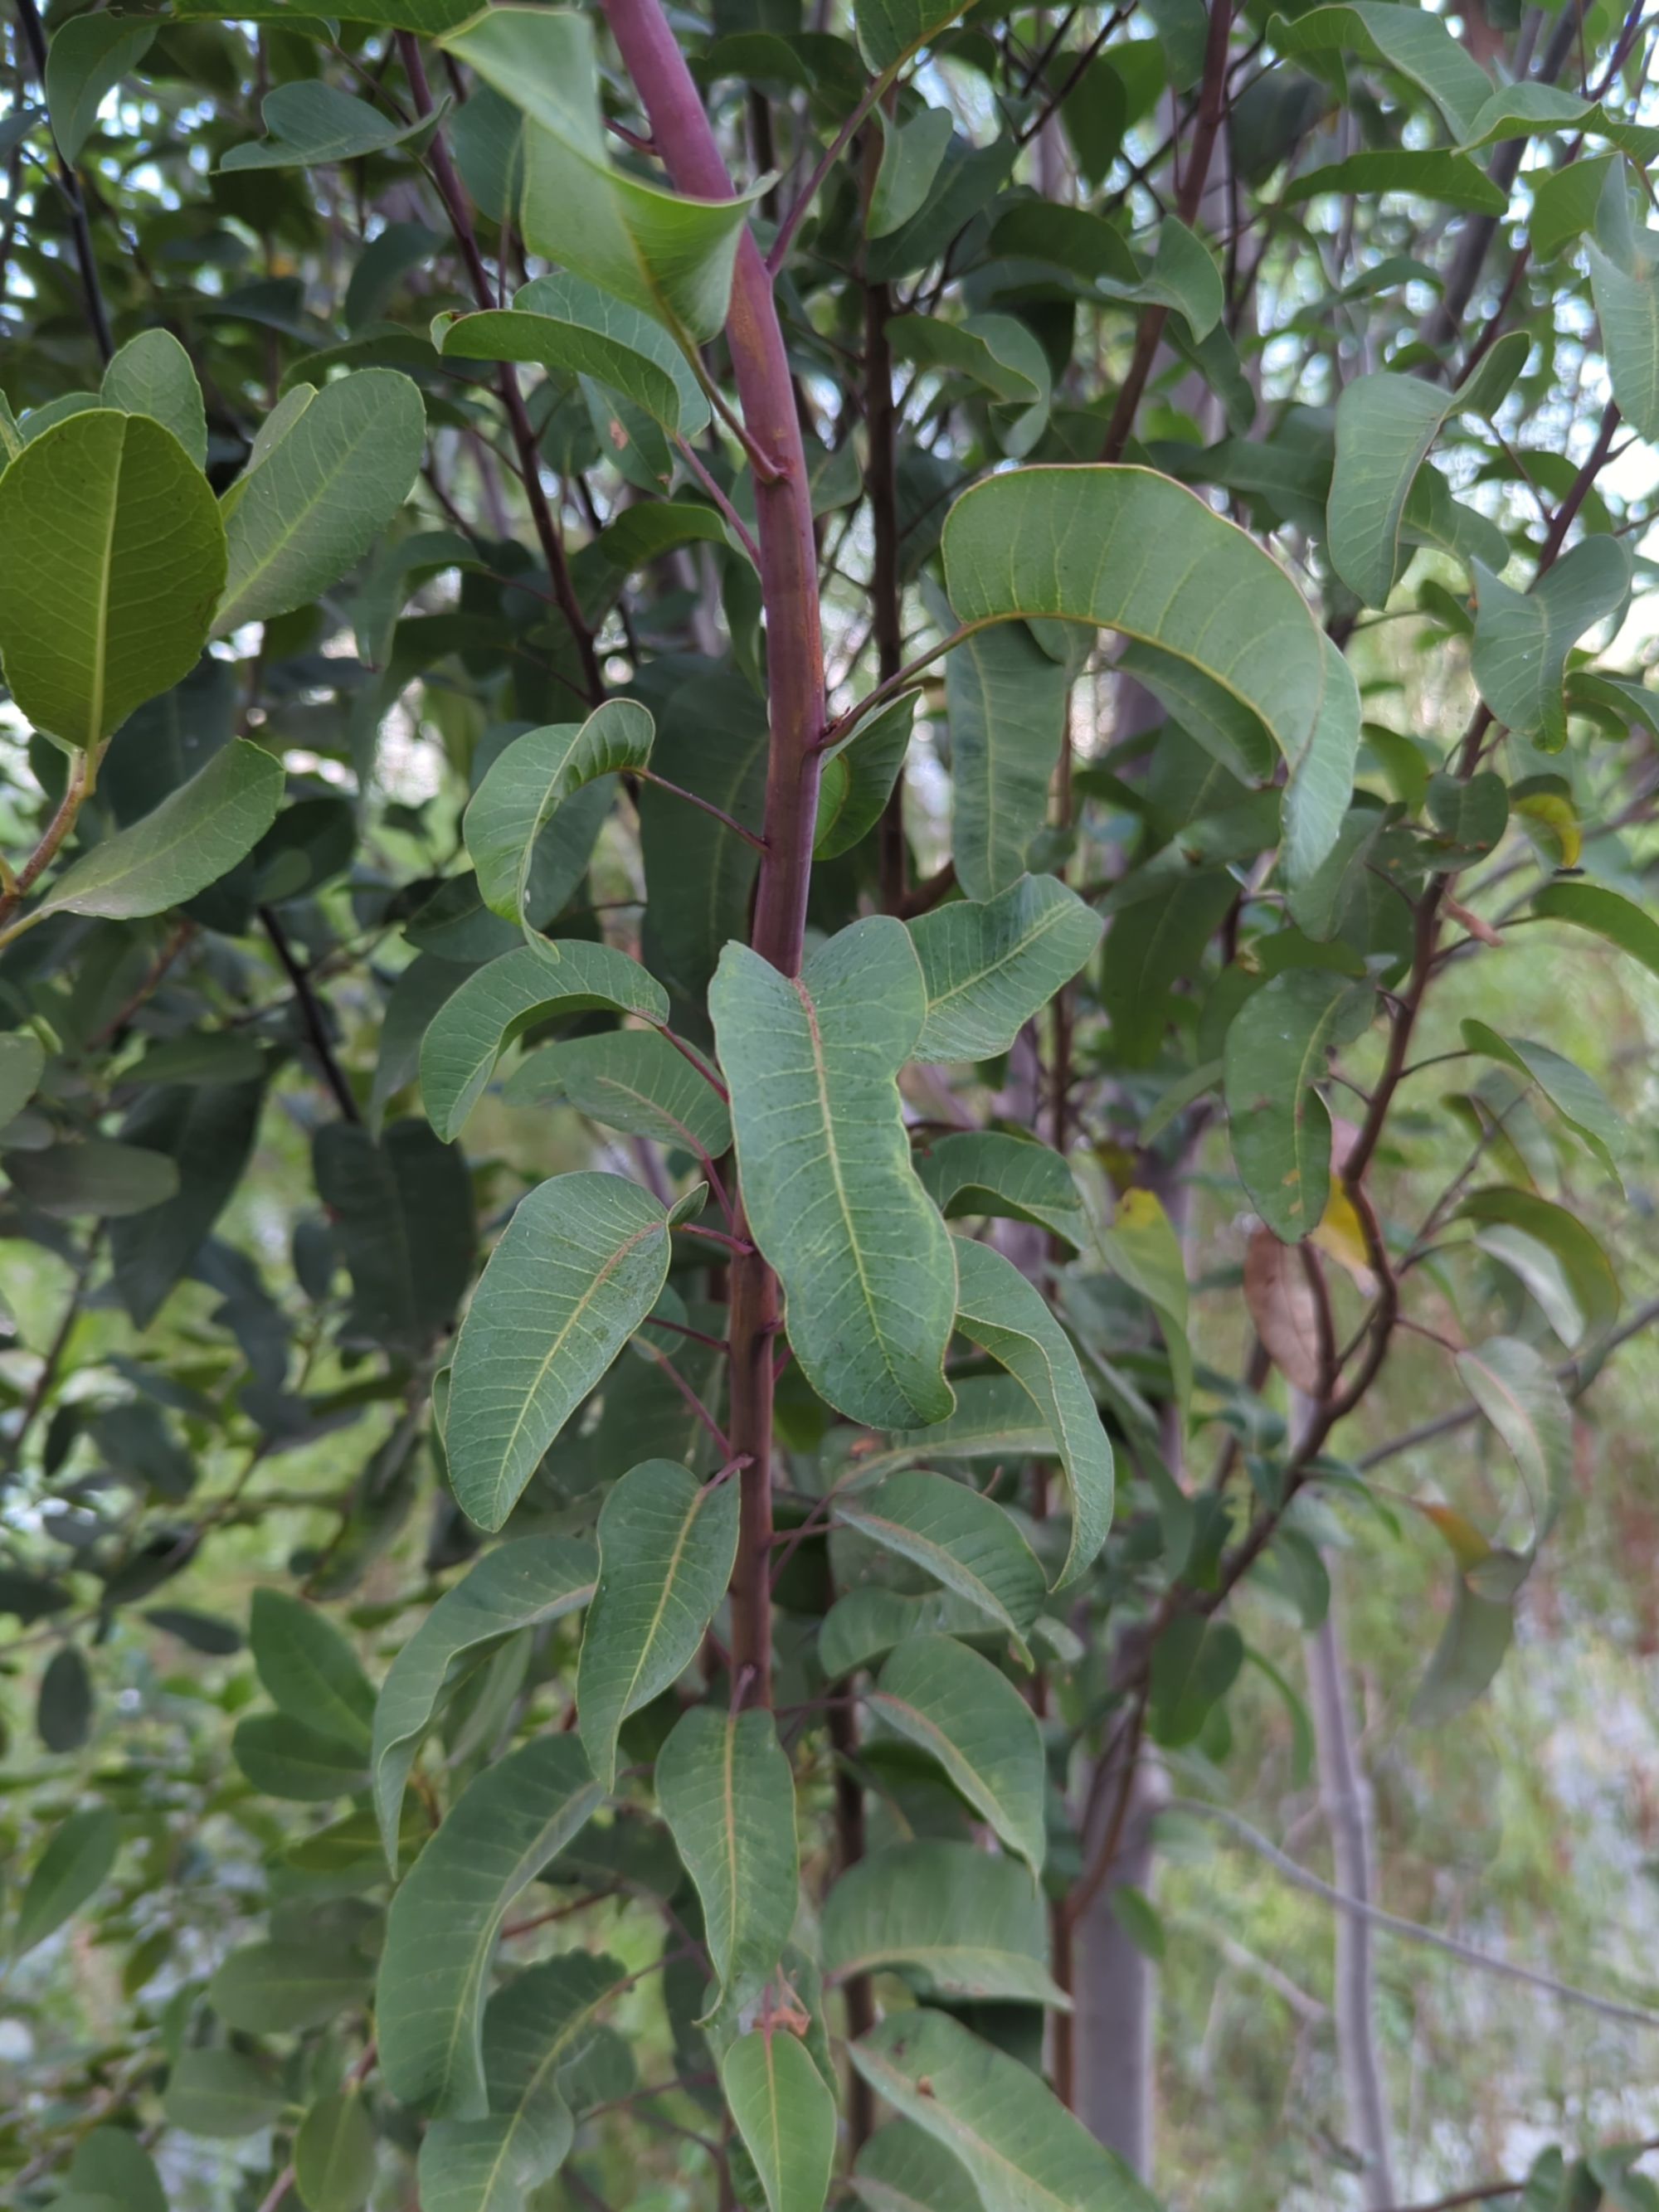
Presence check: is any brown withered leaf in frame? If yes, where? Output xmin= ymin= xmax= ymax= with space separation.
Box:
xmin=1244 ymin=1224 xmax=1325 ymax=1394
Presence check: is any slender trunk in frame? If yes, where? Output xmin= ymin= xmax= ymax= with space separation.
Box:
xmin=1307 ymin=1582 xmax=1397 ymax=2207
xmin=599 ymin=0 xmax=826 ymax=1714
xmin=1064 ymin=675 xmax=1170 ymax=2157
xmin=864 ymin=270 xmax=907 ymax=912
xmin=1071 ymin=1737 xmax=1165 ymax=2171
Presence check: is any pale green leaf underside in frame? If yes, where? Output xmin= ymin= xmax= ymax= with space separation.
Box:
xmin=1471 ymin=535 xmax=1631 ymax=748
xmin=576 ymin=1460 xmax=739 ymax=1791
xmin=952 ymin=1237 xmax=1113 ymax=1587
xmin=915 ymin=1130 xmax=1087 ymax=1247
xmin=655 ymin=1703 xmax=799 ymax=2010
xmin=1223 ymin=968 xmax=1370 ymax=1241
xmin=505 ymin=1028 xmax=732 ymax=1159
xmin=711 ymin=918 xmax=956 ymax=1429
xmin=372 ymin=1535 xmax=598 ymax=1865
xmin=441 ymin=8 xmax=760 ymax=346
xmin=419 ymin=941 xmax=668 ymax=1142
xmin=215 ymin=368 xmax=426 ymax=633
xmin=438 ymin=269 xmax=711 ymax=436
xmin=838 ymin=1471 xmax=1045 ymax=1653
xmin=941 ymin=464 xmax=1330 ymax=773
xmin=465 ymin=701 xmax=654 ymax=928
xmin=1268 ymin=2 xmax=1495 ymax=140
xmin=909 ymin=873 xmax=1103 ymax=1062
xmin=446 ymin=1171 xmax=672 ymax=1530
xmin=101 ymin=329 xmax=208 ymax=469
xmin=36 ymin=743 xmax=284 ymax=924
xmin=377 ymin=1736 xmax=603 ymax=2117
xmin=850 ymin=2010 xmax=1157 ymax=2212
xmin=868 ymin=1632 xmax=1046 ymax=1871
xmin=823 ymin=1839 xmax=1064 ymax=2005
xmin=0 ymin=411 xmax=224 ymax=748
xmin=721 ymin=2031 xmax=837 ymax=2212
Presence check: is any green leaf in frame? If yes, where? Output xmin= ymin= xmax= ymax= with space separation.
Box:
xmin=62 ymin=2129 xmax=167 ymax=2212
xmin=1285 ymin=149 xmax=1507 ymax=215
xmin=506 ymin=1028 xmax=731 ymax=1159
xmin=815 ymin=693 xmax=916 ymax=861
xmin=824 ymin=1840 xmax=1063 ymax=2005
xmin=45 ymin=10 xmax=155 ymax=163
xmin=2 ymin=1140 xmax=179 ymax=1219
xmin=1099 ymin=871 xmax=1237 ymax=1067
xmin=417 ymin=2103 xmax=569 ymax=2212
xmin=855 ymin=0 xmax=971 ymax=72
xmin=208 ymin=1939 xmax=371 ymax=2033
xmin=377 ymin=1735 xmax=604 ymax=2117
xmin=820 ymin=1586 xmax=990 ymax=1679
xmin=314 ymin=1121 xmax=476 ymax=1354
xmin=1097 ymin=213 xmax=1223 ymax=340
xmin=1412 ymin=1573 xmax=1515 ymax=1725
xmin=446 ymin=1171 xmax=673 ymax=1530
xmin=952 ymin=1237 xmax=1113 ymax=1588
xmin=1326 ymin=333 xmax=1527 ymax=607
xmin=941 ymin=465 xmax=1331 ymax=779
xmin=1268 ymin=2 xmax=1494 ymax=139
xmin=1455 ymin=1335 xmax=1574 ymax=1544
xmin=1223 ymin=969 xmax=1371 ymax=1241
xmin=720 ymin=2031 xmax=837 ymax=2212
xmin=0 ymin=1031 xmax=45 ymax=1125
xmin=1282 ymin=631 xmax=1365 ymax=889
xmin=868 ymin=106 xmax=956 ymax=238
xmin=711 ymin=918 xmax=956 ymax=1429
xmin=1533 ymin=878 xmax=1659 ymax=979
xmin=14 ymin=1806 xmax=119 ymax=1957
xmin=436 ymin=272 xmax=711 ymax=437
xmin=440 ymin=8 xmax=762 ymax=347
xmin=854 ymin=1374 xmax=1058 ymax=1483
xmin=640 ymin=669 xmax=768 ymax=1013
xmin=1471 ymin=536 xmax=1631 ymax=748
xmin=0 ymin=411 xmax=224 ymax=747
xmin=419 ymin=941 xmax=669 ymax=1142
xmin=854 ymin=2122 xmax=982 ymax=2212
xmin=222 ymin=79 xmax=439 ymax=169
xmin=944 ymin=619 xmax=1071 ymax=902
xmin=232 ymin=1712 xmax=368 ymax=1801
xmin=215 ymin=370 xmax=426 ymax=632
xmin=373 ymin=1535 xmax=598 ymax=1866
xmin=250 ymin=1587 xmax=376 ymax=1752
xmin=909 ymin=874 xmax=1103 ymax=1062
xmin=576 ymin=1461 xmax=740 ymax=1791
xmin=850 ymin=2009 xmax=1156 ymax=2212
xmin=294 ymin=2091 xmax=379 ymax=2212
xmin=163 ymin=2049 xmax=282 ymax=2139
xmin=101 ymin=330 xmax=207 ymax=469
xmin=420 ymin=1952 xmax=629 ymax=2212
xmin=1457 ymin=80 xmax=1597 ymax=149
xmin=465 ymin=702 xmax=654 ymax=926
xmin=868 ymin=1632 xmax=1045 ymax=1870
xmin=109 ymin=1077 xmax=265 ymax=1328
xmin=1458 ymin=1185 xmax=1620 ymax=1340
xmin=887 ymin=313 xmax=1051 ymax=456
xmin=1148 ymin=1614 xmax=1243 ymax=1745
xmin=839 ymin=1471 xmax=1045 ymax=1655
xmin=1531 ymin=152 xmax=1617 ymax=263
xmin=915 ymin=1131 xmax=1087 ymax=1247
xmin=1587 ymin=163 xmax=1659 ymax=440
xmin=656 ymin=1704 xmax=799 ymax=2010
xmin=1459 ymin=1018 xmax=1624 ymax=1181
xmin=32 ymin=741 xmax=282 ymax=925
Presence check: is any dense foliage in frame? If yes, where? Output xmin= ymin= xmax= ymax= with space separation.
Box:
xmin=5 ymin=0 xmax=1659 ymax=2203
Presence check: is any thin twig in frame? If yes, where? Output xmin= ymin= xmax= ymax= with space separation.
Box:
xmin=260 ymin=907 xmax=360 ymax=1124
xmin=1172 ymin=1798 xmax=1659 ymax=2030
